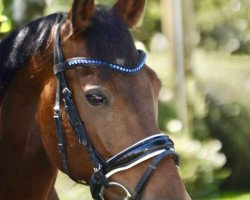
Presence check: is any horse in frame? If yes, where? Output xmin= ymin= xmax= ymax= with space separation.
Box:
xmin=0 ymin=0 xmax=191 ymax=199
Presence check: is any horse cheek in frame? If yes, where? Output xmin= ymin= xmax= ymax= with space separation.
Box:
xmin=38 ymin=78 xmax=63 ymax=171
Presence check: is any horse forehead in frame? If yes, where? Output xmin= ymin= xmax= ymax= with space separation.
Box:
xmin=101 ymin=70 xmax=153 ymax=97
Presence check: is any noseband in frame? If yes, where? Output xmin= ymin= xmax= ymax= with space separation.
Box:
xmin=53 ymin=19 xmax=179 ymax=200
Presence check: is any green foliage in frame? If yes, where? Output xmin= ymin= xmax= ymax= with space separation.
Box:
xmin=97 ymin=0 xmax=114 ymax=6
xmin=2 ymin=0 xmax=12 ymax=16
xmin=157 ymin=47 xmax=250 ymax=196
xmin=158 ymin=101 xmax=228 ymax=198
xmin=192 ymin=49 xmax=250 ymax=191
xmin=158 ymin=100 xmax=177 ymax=131
xmin=132 ymin=0 xmax=161 ymax=47
xmin=205 ymin=98 xmax=250 ymax=190
xmin=45 ymin=0 xmax=71 ymax=14
xmin=1 ymin=0 xmax=161 ymax=46
xmin=216 ymin=192 xmax=250 ymax=200
xmin=194 ymin=0 xmax=250 ymax=54
xmin=0 ymin=0 xmax=11 ymax=34
xmin=175 ymin=135 xmax=229 ymax=198
xmin=155 ymin=51 xmax=228 ymax=198
xmin=97 ymin=0 xmax=161 ymax=47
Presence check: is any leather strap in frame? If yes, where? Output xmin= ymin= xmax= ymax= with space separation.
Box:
xmin=134 ymin=150 xmax=179 ymax=199
xmin=53 ymin=18 xmax=79 ymax=182
xmin=53 ymin=50 xmax=146 ymax=75
xmin=53 ymin=17 xmax=179 ymax=200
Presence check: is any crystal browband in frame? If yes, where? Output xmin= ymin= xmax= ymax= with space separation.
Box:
xmin=53 ymin=50 xmax=146 ymax=75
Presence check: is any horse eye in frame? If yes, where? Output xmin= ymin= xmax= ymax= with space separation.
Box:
xmin=85 ymin=93 xmax=107 ymax=106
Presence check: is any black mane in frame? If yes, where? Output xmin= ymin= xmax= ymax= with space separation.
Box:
xmin=0 ymin=6 xmax=138 ymax=102
xmin=86 ymin=5 xmax=138 ymax=66
xmin=0 ymin=13 xmax=64 ymax=101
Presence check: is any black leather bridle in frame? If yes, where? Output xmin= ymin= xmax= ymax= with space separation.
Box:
xmin=53 ymin=19 xmax=179 ymax=200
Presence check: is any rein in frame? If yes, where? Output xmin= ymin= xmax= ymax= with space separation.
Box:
xmin=53 ymin=20 xmax=179 ymax=200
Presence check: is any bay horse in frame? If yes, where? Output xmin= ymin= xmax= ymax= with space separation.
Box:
xmin=0 ymin=0 xmax=190 ymax=199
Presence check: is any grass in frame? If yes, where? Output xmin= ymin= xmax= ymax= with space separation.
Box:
xmin=204 ymin=192 xmax=250 ymax=200
xmin=220 ymin=192 xmax=250 ymax=200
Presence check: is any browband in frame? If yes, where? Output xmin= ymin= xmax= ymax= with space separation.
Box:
xmin=53 ymin=50 xmax=147 ymax=75
xmin=53 ymin=16 xmax=179 ymax=200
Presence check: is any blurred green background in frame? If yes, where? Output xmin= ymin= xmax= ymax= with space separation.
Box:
xmin=1 ymin=0 xmax=250 ymax=199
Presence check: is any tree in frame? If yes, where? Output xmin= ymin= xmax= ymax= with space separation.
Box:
xmin=3 ymin=0 xmax=46 ymax=27
xmin=194 ymin=0 xmax=250 ymax=54
xmin=0 ymin=0 xmax=11 ymax=35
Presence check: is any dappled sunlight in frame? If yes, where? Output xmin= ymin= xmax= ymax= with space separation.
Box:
xmin=0 ymin=1 xmax=11 ymax=33
xmin=55 ymin=172 xmax=92 ymax=200
xmin=1 ymin=0 xmax=250 ymax=199
xmin=171 ymin=134 xmax=229 ymax=197
xmin=166 ymin=119 xmax=183 ymax=133
xmin=192 ymin=49 xmax=250 ymax=107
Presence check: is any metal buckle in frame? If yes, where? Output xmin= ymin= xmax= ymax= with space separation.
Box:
xmin=62 ymin=87 xmax=72 ymax=96
xmin=53 ymin=106 xmax=61 ymax=117
xmin=57 ymin=143 xmax=64 ymax=154
xmin=100 ymin=182 xmax=132 ymax=200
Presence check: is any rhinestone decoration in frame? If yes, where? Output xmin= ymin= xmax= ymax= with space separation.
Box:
xmin=54 ymin=50 xmax=147 ymax=75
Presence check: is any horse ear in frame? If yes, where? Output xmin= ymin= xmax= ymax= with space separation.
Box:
xmin=112 ymin=0 xmax=146 ymax=28
xmin=68 ymin=0 xmax=95 ymax=32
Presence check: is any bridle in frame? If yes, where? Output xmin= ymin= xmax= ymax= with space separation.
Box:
xmin=53 ymin=19 xmax=179 ymax=200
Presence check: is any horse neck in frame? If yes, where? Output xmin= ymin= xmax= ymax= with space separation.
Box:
xmin=0 ymin=35 xmax=58 ymax=198
xmin=0 ymin=39 xmax=55 ymax=138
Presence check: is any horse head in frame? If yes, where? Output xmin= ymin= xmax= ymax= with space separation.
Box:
xmin=37 ymin=0 xmax=190 ymax=199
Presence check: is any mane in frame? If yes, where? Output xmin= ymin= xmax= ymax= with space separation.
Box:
xmin=0 ymin=6 xmax=139 ymax=102
xmin=0 ymin=12 xmax=65 ymax=102
xmin=85 ymin=5 xmax=138 ymax=66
